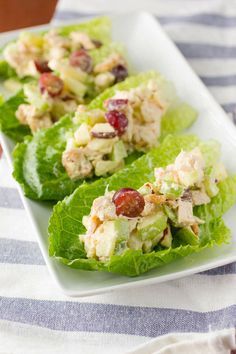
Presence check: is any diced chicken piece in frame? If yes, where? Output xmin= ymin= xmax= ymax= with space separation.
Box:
xmin=148 ymin=78 xmax=174 ymax=111
xmin=79 ymin=233 xmax=96 ymax=259
xmin=154 ymin=167 xmax=165 ymax=184
xmin=177 ymin=199 xmax=196 ymax=226
xmin=133 ymin=120 xmax=161 ymax=149
xmin=166 ymin=199 xmax=179 ymax=209
xmin=27 ymin=113 xmax=53 ymax=133
xmin=174 ymin=148 xmax=205 ymax=187
xmin=44 ymin=30 xmax=70 ymax=61
xmin=141 ymin=194 xmax=166 ymax=217
xmin=82 ymin=215 xmax=101 ymax=234
xmin=141 ymin=200 xmax=156 ymax=217
xmin=95 ymin=72 xmax=115 ymax=90
xmin=70 ymin=32 xmax=96 ymax=50
xmin=62 ymin=148 xmax=93 ymax=179
xmin=44 ymin=29 xmax=70 ymax=49
xmin=90 ymin=192 xmax=117 ymax=221
xmin=152 ymin=90 xmax=169 ymax=111
xmin=65 ymin=137 xmax=76 ymax=150
xmin=141 ymin=99 xmax=163 ymax=123
xmin=76 ymin=105 xmax=87 ymax=114
xmin=48 ymin=47 xmax=68 ymax=61
xmin=118 ymin=105 xmax=134 ymax=143
xmin=94 ymin=53 xmax=126 ymax=74
xmin=154 ymin=165 xmax=179 ymax=187
xmin=4 ymin=43 xmax=38 ymax=77
xmin=191 ymin=189 xmax=210 ymax=206
xmin=16 ymin=104 xmax=53 ymax=132
xmin=62 ymin=99 xmax=78 ymax=113
xmin=15 ymin=104 xmax=30 ymax=125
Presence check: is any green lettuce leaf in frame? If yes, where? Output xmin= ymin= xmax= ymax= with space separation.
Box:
xmin=48 ymin=134 xmax=236 ymax=276
xmin=58 ymin=16 xmax=111 ymax=42
xmin=13 ymin=74 xmax=197 ymax=200
xmin=51 ymin=218 xmax=231 ymax=276
xmin=0 ymin=90 xmax=30 ymax=141
xmin=0 ymin=60 xmax=17 ymax=80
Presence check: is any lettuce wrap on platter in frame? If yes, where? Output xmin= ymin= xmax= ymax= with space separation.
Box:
xmin=48 ymin=134 xmax=236 ymax=276
xmin=0 ymin=17 xmax=130 ymax=140
xmin=13 ymin=72 xmax=197 ymax=200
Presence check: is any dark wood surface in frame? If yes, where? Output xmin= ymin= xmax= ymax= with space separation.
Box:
xmin=0 ymin=0 xmax=58 ymax=32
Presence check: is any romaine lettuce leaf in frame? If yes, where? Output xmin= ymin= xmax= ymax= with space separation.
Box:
xmin=0 ymin=90 xmax=30 ymax=141
xmin=48 ymin=134 xmax=236 ymax=276
xmin=13 ymin=75 xmax=197 ymax=200
xmin=58 ymin=16 xmax=111 ymax=43
xmin=0 ymin=59 xmax=17 ymax=80
xmin=51 ymin=218 xmax=230 ymax=276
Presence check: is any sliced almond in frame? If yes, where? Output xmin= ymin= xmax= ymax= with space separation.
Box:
xmin=145 ymin=194 xmax=166 ymax=204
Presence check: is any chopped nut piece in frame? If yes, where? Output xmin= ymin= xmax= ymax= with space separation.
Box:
xmin=191 ymin=223 xmax=199 ymax=236
xmin=145 ymin=194 xmax=166 ymax=204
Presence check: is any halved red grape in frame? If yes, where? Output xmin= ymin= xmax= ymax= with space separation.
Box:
xmin=105 ymin=98 xmax=128 ymax=111
xmin=34 ymin=60 xmax=52 ymax=74
xmin=39 ymin=73 xmax=64 ymax=97
xmin=105 ymin=110 xmax=128 ymax=136
xmin=92 ymin=39 xmax=102 ymax=48
xmin=112 ymin=188 xmax=145 ymax=218
xmin=69 ymin=49 xmax=93 ymax=73
xmin=111 ymin=64 xmax=128 ymax=83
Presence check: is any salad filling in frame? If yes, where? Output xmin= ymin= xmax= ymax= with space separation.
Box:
xmin=62 ymin=78 xmax=173 ymax=180
xmin=3 ymin=26 xmax=126 ymax=81
xmin=80 ymin=147 xmax=227 ymax=261
xmin=5 ymin=27 xmax=128 ymax=133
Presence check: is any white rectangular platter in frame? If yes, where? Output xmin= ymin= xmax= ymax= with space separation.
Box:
xmin=1 ymin=12 xmax=236 ymax=297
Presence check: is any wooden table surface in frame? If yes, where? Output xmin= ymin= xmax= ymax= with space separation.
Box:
xmin=0 ymin=0 xmax=58 ymax=32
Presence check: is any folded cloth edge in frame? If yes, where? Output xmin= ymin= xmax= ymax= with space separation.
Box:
xmin=126 ymin=328 xmax=236 ymax=354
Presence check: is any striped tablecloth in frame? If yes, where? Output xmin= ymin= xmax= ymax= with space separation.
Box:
xmin=0 ymin=0 xmax=236 ymax=352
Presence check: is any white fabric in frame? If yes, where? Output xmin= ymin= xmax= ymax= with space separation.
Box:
xmin=0 ymin=1 xmax=236 ymax=353
xmin=127 ymin=329 xmax=236 ymax=354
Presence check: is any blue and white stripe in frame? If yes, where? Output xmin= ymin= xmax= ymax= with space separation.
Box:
xmin=0 ymin=0 xmax=236 ymax=353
